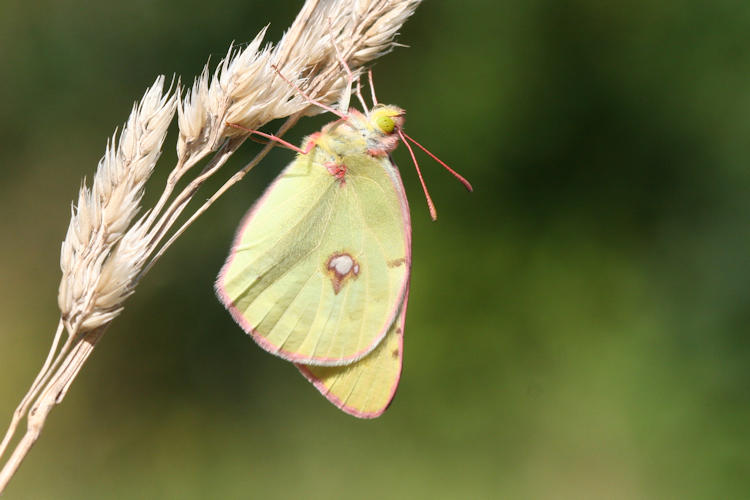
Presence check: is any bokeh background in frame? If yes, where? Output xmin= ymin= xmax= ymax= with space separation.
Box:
xmin=2 ymin=0 xmax=750 ymax=498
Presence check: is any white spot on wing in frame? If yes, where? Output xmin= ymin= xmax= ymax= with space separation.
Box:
xmin=329 ymin=254 xmax=354 ymax=275
xmin=325 ymin=252 xmax=360 ymax=294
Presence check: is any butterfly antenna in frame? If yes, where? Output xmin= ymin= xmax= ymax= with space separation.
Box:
xmin=398 ymin=129 xmax=438 ymax=220
xmin=401 ymin=132 xmax=473 ymax=192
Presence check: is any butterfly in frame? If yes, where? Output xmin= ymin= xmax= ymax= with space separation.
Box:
xmin=216 ymin=70 xmax=471 ymax=418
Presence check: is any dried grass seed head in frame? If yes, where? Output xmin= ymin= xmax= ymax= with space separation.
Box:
xmin=177 ymin=0 xmax=421 ymax=159
xmin=58 ymin=77 xmax=176 ymax=333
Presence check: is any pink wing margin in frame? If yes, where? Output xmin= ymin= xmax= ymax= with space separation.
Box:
xmin=295 ymin=285 xmax=410 ymax=419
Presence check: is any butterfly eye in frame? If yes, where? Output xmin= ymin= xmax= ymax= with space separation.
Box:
xmin=374 ymin=112 xmax=396 ymax=134
xmin=370 ymin=105 xmax=404 ymax=135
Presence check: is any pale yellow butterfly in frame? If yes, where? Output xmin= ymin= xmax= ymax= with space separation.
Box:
xmin=217 ymin=69 xmax=471 ymax=417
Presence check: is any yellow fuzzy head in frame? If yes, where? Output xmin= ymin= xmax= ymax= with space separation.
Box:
xmin=370 ymin=105 xmax=405 ymax=135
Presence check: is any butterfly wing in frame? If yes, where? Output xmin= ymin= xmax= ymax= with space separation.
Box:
xmin=216 ymin=144 xmax=411 ymax=366
xmin=296 ymin=286 xmax=409 ymax=418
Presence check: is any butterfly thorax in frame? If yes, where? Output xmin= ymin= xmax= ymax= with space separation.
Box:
xmin=310 ymin=104 xmax=405 ymax=160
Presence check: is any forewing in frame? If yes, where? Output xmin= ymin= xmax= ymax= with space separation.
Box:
xmin=216 ymin=150 xmax=411 ymax=365
xmin=296 ymin=287 xmax=409 ymax=418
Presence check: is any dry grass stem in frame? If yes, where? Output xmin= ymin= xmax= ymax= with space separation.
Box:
xmin=0 ymin=0 xmax=421 ymax=493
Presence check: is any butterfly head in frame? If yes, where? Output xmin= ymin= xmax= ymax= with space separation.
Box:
xmin=362 ymin=105 xmax=405 ymax=155
xmin=370 ymin=105 xmax=405 ymax=136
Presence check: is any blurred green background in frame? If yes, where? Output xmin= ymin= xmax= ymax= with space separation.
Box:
xmin=2 ymin=0 xmax=750 ymax=498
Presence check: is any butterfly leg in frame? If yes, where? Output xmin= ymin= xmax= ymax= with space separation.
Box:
xmin=270 ymin=65 xmax=348 ymax=119
xmin=326 ymin=18 xmax=368 ymax=112
xmin=225 ymin=123 xmax=318 ymax=155
xmin=367 ymin=69 xmax=379 ymax=106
